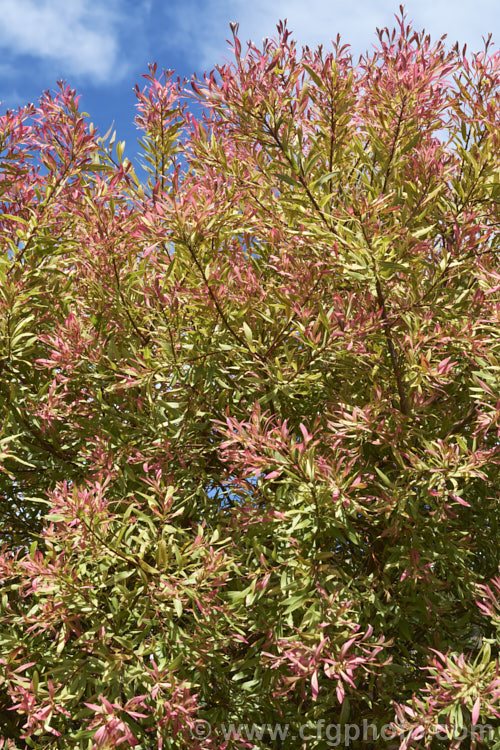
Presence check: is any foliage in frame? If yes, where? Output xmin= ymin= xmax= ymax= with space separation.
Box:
xmin=1 ymin=8 xmax=500 ymax=748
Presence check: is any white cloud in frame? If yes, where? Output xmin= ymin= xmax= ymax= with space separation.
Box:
xmin=0 ymin=0 xmax=128 ymax=83
xmin=163 ymin=0 xmax=499 ymax=71
xmin=0 ymin=0 xmax=496 ymax=89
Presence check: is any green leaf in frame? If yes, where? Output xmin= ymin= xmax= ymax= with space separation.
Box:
xmin=276 ymin=172 xmax=301 ymax=187
xmin=242 ymin=322 xmax=253 ymax=345
xmin=116 ymin=141 xmax=126 ymax=163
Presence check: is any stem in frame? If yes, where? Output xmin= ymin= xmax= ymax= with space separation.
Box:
xmin=382 ymin=97 xmax=406 ymax=194
xmin=111 ymin=257 xmax=150 ymax=346
xmin=184 ymin=237 xmax=263 ymax=360
xmin=442 ymin=406 xmax=476 ymax=439
xmin=375 ymin=278 xmax=409 ymax=416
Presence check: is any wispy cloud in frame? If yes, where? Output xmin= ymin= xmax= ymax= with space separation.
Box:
xmin=0 ymin=0 xmax=497 ymax=104
xmin=0 ymin=0 xmax=137 ymax=84
xmin=161 ymin=0 xmax=499 ymax=72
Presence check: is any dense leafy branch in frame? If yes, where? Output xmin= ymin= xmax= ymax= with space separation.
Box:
xmin=0 ymin=9 xmax=499 ymax=750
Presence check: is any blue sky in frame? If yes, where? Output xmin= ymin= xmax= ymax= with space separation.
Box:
xmin=0 ymin=0 xmax=498 ymax=162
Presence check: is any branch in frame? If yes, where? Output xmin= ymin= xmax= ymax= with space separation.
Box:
xmin=184 ymin=237 xmax=264 ymax=361
xmin=356 ymin=218 xmax=409 ymax=417
xmin=111 ymin=257 xmax=151 ymax=346
xmin=375 ymin=278 xmax=409 ymax=416
xmin=442 ymin=406 xmax=476 ymax=439
xmin=382 ymin=97 xmax=406 ymax=194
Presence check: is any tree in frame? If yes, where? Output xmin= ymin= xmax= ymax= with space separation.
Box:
xmin=1 ymin=7 xmax=500 ymax=748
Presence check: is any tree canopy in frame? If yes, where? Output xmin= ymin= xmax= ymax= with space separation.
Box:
xmin=1 ymin=8 xmax=500 ymax=748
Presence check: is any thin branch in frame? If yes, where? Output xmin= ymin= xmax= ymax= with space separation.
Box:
xmin=184 ymin=236 xmax=263 ymax=360
xmin=111 ymin=256 xmax=151 ymax=346
xmin=375 ymin=279 xmax=409 ymax=416
xmin=442 ymin=406 xmax=476 ymax=439
xmin=382 ymin=97 xmax=406 ymax=194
